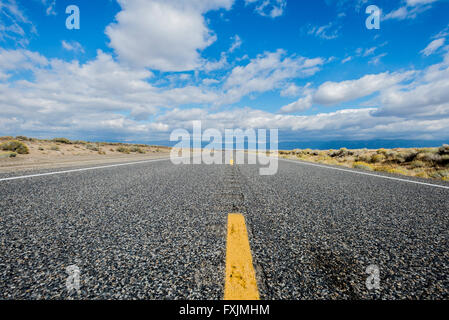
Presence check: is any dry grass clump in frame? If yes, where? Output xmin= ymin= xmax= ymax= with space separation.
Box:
xmin=352 ymin=162 xmax=374 ymax=171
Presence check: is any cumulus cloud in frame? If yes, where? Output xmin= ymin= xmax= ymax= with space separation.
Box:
xmin=0 ymin=48 xmax=223 ymax=139
xmin=222 ymin=49 xmax=324 ymax=104
xmin=374 ymin=52 xmax=449 ymax=118
xmin=280 ymin=83 xmax=301 ymax=97
xmin=105 ymin=0 xmax=234 ymax=71
xmin=279 ymin=71 xmax=415 ymax=113
xmin=313 ymin=72 xmax=413 ymax=105
xmin=279 ymin=93 xmax=313 ymax=113
xmin=155 ymin=105 xmax=449 ymax=141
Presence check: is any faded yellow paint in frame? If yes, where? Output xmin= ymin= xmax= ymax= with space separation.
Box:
xmin=224 ymin=213 xmax=260 ymax=300
xmin=230 ymin=158 xmax=234 ymax=165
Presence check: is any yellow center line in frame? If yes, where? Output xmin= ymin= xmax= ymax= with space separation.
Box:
xmin=224 ymin=213 xmax=260 ymax=300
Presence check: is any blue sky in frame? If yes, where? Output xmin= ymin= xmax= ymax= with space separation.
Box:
xmin=1 ymin=0 xmax=449 ymax=147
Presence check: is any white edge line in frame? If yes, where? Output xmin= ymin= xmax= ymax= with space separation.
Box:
xmin=280 ymin=158 xmax=449 ymax=190
xmin=0 ymin=157 xmax=171 ymax=182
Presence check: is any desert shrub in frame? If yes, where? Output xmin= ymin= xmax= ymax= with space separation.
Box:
xmin=38 ymin=147 xmax=44 ymax=151
xmin=430 ymin=169 xmax=449 ymax=179
xmin=352 ymin=161 xmax=374 ymax=171
xmin=9 ymin=152 xmax=17 ymax=158
xmin=130 ymin=146 xmax=145 ymax=154
xmin=416 ymin=152 xmax=441 ymax=163
xmin=356 ymin=153 xmax=372 ymax=163
xmin=72 ymin=140 xmax=87 ymax=145
xmin=329 ymin=148 xmax=352 ymax=157
xmin=438 ymin=144 xmax=449 ymax=155
xmin=403 ymin=150 xmax=419 ymax=162
xmin=377 ymin=148 xmax=388 ymax=155
xmin=303 ymin=148 xmax=312 ymax=155
xmin=389 ymin=150 xmax=417 ymax=163
xmin=0 ymin=140 xmax=29 ymax=154
xmin=384 ymin=150 xmax=398 ymax=160
xmin=15 ymin=135 xmax=30 ymax=141
xmin=98 ymin=150 xmax=106 ymax=155
xmin=117 ymin=146 xmax=130 ymax=154
xmin=410 ymin=160 xmax=426 ymax=168
xmin=370 ymin=154 xmax=385 ymax=163
xmin=86 ymin=144 xmax=100 ymax=151
xmin=50 ymin=145 xmax=60 ymax=151
xmin=53 ymin=138 xmax=72 ymax=144
xmin=437 ymin=154 xmax=449 ymax=166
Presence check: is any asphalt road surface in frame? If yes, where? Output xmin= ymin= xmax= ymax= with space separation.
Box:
xmin=1 ymin=157 xmax=448 ymax=299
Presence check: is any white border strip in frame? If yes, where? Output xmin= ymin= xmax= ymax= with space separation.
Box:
xmin=0 ymin=157 xmax=170 ymax=182
xmin=280 ymin=158 xmax=449 ymax=190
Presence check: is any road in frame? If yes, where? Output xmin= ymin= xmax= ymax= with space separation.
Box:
xmin=0 ymin=157 xmax=448 ymax=299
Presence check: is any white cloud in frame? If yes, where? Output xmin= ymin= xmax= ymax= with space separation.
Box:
xmin=0 ymin=49 xmax=224 ymax=139
xmin=0 ymin=0 xmax=37 ymax=46
xmin=433 ymin=24 xmax=449 ymax=39
xmin=222 ymin=49 xmax=324 ymax=104
xmin=307 ymin=22 xmax=340 ymax=40
xmin=406 ymin=0 xmax=439 ymax=5
xmin=280 ymin=83 xmax=301 ymax=97
xmin=368 ymin=53 xmax=387 ymax=65
xmin=62 ymin=40 xmax=85 ymax=53
xmin=279 ymin=93 xmax=313 ymax=113
xmin=313 ymin=72 xmax=412 ymax=105
xmin=105 ymin=0 xmax=234 ymax=72
xmin=0 ymin=48 xmax=48 ymax=72
xmin=421 ymin=38 xmax=445 ymax=56
xmin=41 ymin=0 xmax=56 ymax=15
xmin=229 ymin=35 xmax=242 ymax=53
xmin=155 ymin=105 xmax=449 ymax=141
xmin=202 ymin=52 xmax=228 ymax=72
xmin=374 ymin=52 xmax=449 ymax=118
xmin=384 ymin=0 xmax=440 ymax=21
xmin=245 ymin=0 xmax=287 ymax=18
